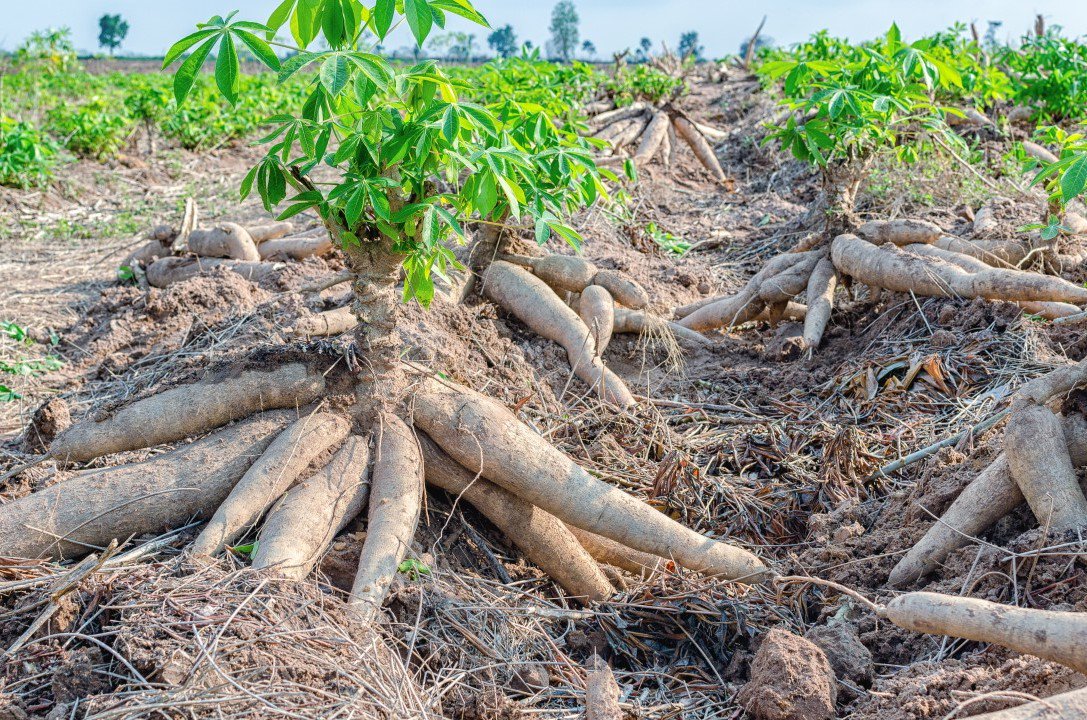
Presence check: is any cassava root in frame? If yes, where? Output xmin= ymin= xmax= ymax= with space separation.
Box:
xmin=484 ymin=261 xmax=636 ymax=407
xmin=578 ymin=285 xmax=616 ymax=355
xmin=1004 ymin=404 xmax=1087 ymax=532
xmin=187 ymin=222 xmax=261 ymax=262
xmin=191 ymin=412 xmax=351 ymax=557
xmin=349 ymin=414 xmax=424 ymax=622
xmin=962 ymin=686 xmax=1087 ymax=719
xmin=146 ymin=257 xmax=282 ymax=288
xmin=888 ymin=410 xmax=1087 ymax=587
xmin=48 ymin=364 xmax=324 ymax=464
xmin=882 ymin=592 xmax=1087 ymax=675
xmin=413 ymin=377 xmax=770 ymax=582
xmin=419 ymin=433 xmax=616 ymax=601
xmin=252 ymin=435 xmax=372 ymax=579
xmin=832 ymin=234 xmax=1087 ymax=304
xmin=0 ymin=413 xmax=290 ymax=559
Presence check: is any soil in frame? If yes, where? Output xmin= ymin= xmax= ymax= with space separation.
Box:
xmin=738 ymin=628 xmax=837 ymax=720
xmin=2 ymin=66 xmax=1087 ymax=720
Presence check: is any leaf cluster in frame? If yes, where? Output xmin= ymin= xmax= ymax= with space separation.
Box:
xmin=758 ymin=24 xmax=962 ymax=168
xmin=165 ymin=0 xmax=618 ymax=305
xmin=0 ymin=116 xmax=58 ymax=189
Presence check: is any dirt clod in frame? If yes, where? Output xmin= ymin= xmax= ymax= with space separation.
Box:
xmin=50 ymin=647 xmax=108 ymax=705
xmin=805 ymin=621 xmax=873 ymax=689
xmin=19 ymin=397 xmax=70 ymax=454
xmin=737 ymin=628 xmax=837 ymax=720
xmin=0 ymin=694 xmax=28 ymax=720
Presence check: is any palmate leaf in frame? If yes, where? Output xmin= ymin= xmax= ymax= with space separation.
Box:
xmin=164 ymin=0 xmax=600 ymax=320
xmin=166 ymin=15 xmax=280 ymax=105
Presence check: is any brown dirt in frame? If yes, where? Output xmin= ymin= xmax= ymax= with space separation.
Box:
xmin=3 ymin=68 xmax=1087 ymax=719
xmin=738 ymin=628 xmax=837 ymax=720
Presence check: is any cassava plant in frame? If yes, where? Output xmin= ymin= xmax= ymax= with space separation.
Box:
xmin=761 ymin=23 xmax=963 ymax=235
xmin=674 ymin=25 xmax=1087 ymax=356
xmin=1026 ymin=126 xmax=1087 ymax=241
xmin=1 ymin=0 xmax=771 ymax=624
xmin=124 ymin=81 xmax=172 ymax=154
xmin=1000 ymin=27 xmax=1087 ymax=123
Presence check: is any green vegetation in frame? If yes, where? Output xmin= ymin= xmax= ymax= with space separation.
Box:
xmin=1001 ymin=28 xmax=1087 ymax=122
xmin=0 ymin=117 xmax=58 ymax=189
xmin=162 ymin=1 xmax=617 ymax=304
xmin=646 ymin=222 xmax=689 ymax=255
xmin=758 ymin=24 xmax=962 ymax=231
xmin=46 ymin=97 xmax=131 ymax=159
xmin=0 ymin=321 xmax=64 ymax=402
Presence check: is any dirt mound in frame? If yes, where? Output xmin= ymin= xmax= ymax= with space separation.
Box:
xmin=69 ymin=269 xmax=269 ymax=376
xmin=850 ymin=656 xmax=1086 ymax=720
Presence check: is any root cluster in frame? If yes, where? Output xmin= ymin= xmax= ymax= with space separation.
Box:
xmin=586 ymin=100 xmax=734 ymax=187
xmin=123 ymin=199 xmax=333 ymax=288
xmin=675 ymin=218 xmax=1087 ymax=356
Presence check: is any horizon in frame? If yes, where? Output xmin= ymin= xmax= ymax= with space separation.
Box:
xmin=2 ymin=1 xmax=1086 ymax=61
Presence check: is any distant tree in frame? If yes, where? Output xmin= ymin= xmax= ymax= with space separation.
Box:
xmin=488 ymin=24 xmax=518 ymax=58
xmin=738 ymin=34 xmax=774 ymax=58
xmin=635 ymin=36 xmax=652 ymax=62
xmin=98 ymin=14 xmax=129 ymax=56
xmin=677 ymin=31 xmax=703 ymax=61
xmin=548 ymin=1 xmax=579 ymax=62
xmin=428 ymin=31 xmax=476 ymax=61
xmin=983 ymin=20 xmax=1003 ymax=49
xmin=581 ymin=40 xmax=596 ymax=59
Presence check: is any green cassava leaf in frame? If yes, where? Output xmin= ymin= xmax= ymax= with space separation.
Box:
xmin=163 ymin=28 xmax=218 ymax=68
xmin=266 ymin=0 xmax=296 ymax=36
xmin=214 ymin=34 xmax=241 ymax=105
xmin=234 ymin=29 xmax=281 ymax=70
xmin=320 ymin=54 xmax=351 ymax=95
xmin=373 ymin=0 xmax=395 ymax=38
xmin=404 ymin=0 xmax=434 ymax=46
xmin=173 ymin=36 xmax=217 ymax=105
xmin=1061 ymin=155 xmax=1087 ymax=202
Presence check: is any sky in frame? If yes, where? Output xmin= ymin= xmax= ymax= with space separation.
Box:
xmin=2 ymin=1 xmax=1086 ymax=58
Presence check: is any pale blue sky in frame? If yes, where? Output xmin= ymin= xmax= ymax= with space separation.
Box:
xmin=2 ymin=1 xmax=1085 ymax=58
